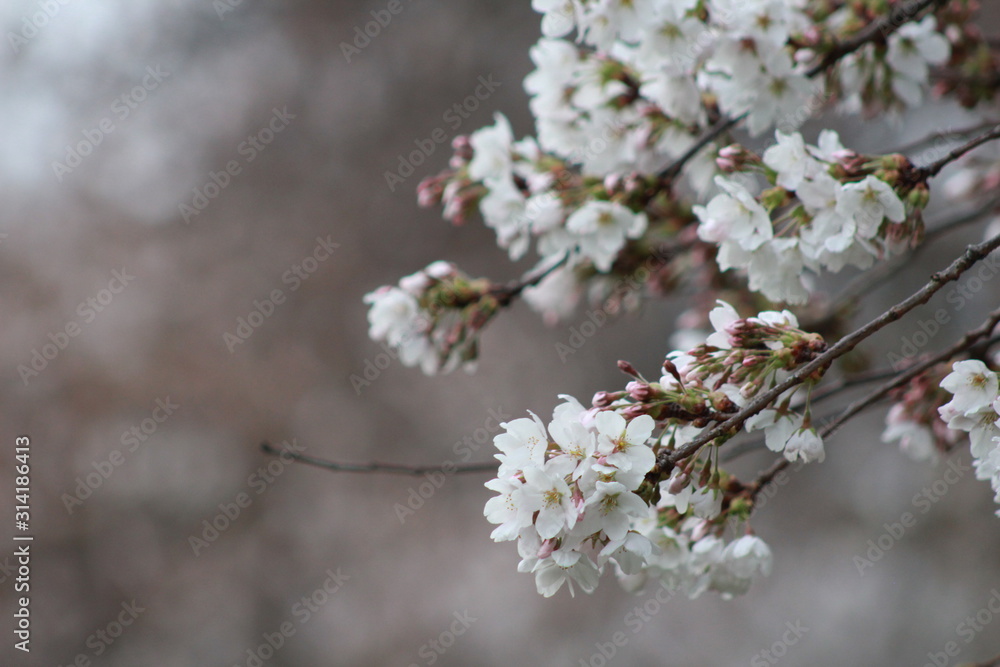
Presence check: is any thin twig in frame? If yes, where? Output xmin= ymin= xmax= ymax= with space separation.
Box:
xmin=820 ymin=307 xmax=1000 ymax=440
xmin=656 ymin=0 xmax=946 ymax=184
xmin=746 ymin=308 xmax=1000 ymax=500
xmin=657 ymin=114 xmax=745 ymax=181
xmin=804 ymin=0 xmax=945 ymax=77
xmin=495 ymin=252 xmax=569 ymax=305
xmin=892 ymin=119 xmax=1000 ymax=156
xmin=806 ymin=367 xmax=904 ymax=407
xmin=658 ymin=232 xmax=1000 ymax=473
xmin=260 ymin=442 xmax=495 ymax=476
xmin=834 ymin=194 xmax=1000 ymax=305
xmin=916 ymin=123 xmax=1000 ymax=180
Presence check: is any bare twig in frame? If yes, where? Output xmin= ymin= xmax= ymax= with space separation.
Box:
xmin=657 ymin=114 xmax=745 ymax=181
xmin=656 ymin=0 xmax=947 ymax=184
xmin=804 ymin=0 xmax=945 ymax=77
xmin=916 ymin=123 xmax=1000 ymax=180
xmin=820 ymin=307 xmax=1000 ymax=440
xmin=892 ymin=119 xmax=1000 ymax=156
xmin=746 ymin=308 xmax=1000 ymax=500
xmin=658 ymin=232 xmax=1000 ymax=473
xmin=494 ymin=252 xmax=569 ymax=305
xmin=260 ymin=442 xmax=495 ymax=476
xmin=835 ymin=194 xmax=1000 ymax=304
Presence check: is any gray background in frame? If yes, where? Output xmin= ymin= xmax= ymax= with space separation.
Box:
xmin=2 ymin=1 xmax=1000 ymax=665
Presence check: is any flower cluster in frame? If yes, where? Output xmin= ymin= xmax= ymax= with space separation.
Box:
xmin=695 ymin=130 xmax=927 ymax=304
xmin=835 ymin=14 xmax=951 ymax=114
xmin=421 ymin=114 xmax=651 ymax=269
xmin=881 ymin=366 xmax=962 ymax=462
xmin=939 ymin=360 xmax=1000 ymax=514
xmin=485 ymin=396 xmax=657 ymax=597
xmin=364 ymin=261 xmax=502 ymax=374
xmin=485 ymin=300 xmax=826 ymax=597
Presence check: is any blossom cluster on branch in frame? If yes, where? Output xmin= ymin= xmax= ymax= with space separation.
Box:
xmin=357 ymin=0 xmax=1000 ymax=600
xmin=939 ymin=360 xmax=1000 ymax=512
xmin=485 ymin=302 xmax=825 ymax=596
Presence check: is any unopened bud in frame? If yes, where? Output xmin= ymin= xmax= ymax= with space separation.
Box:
xmin=592 ymin=391 xmax=614 ymax=408
xmin=617 ymin=360 xmax=640 ymax=377
xmin=662 ymin=358 xmax=683 ymax=384
xmin=907 ymin=184 xmax=930 ymax=210
xmin=622 ymin=404 xmax=648 ymax=419
xmin=626 ymin=381 xmax=653 ymax=401
xmin=667 ymin=472 xmax=690 ymax=495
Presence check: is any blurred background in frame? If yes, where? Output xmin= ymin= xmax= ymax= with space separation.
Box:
xmin=2 ymin=0 xmax=1000 ymax=665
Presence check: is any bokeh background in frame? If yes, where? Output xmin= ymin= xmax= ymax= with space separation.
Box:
xmin=2 ymin=1 xmax=1000 ymax=665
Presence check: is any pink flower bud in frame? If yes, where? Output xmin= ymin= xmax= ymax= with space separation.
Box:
xmin=622 ymin=404 xmax=647 ymax=419
xmin=593 ymin=391 xmax=614 ymax=408
xmin=668 ymin=472 xmax=690 ymax=495
xmin=690 ymin=519 xmax=711 ymax=541
xmin=617 ymin=360 xmax=640 ymax=377
xmin=626 ymin=381 xmax=652 ymax=401
xmin=537 ymin=539 xmax=557 ymax=559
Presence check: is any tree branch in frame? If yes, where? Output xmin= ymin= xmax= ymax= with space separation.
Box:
xmin=747 ymin=307 xmax=1000 ymax=501
xmin=657 ymin=0 xmax=947 ymax=182
xmin=659 ymin=232 xmax=1000 ymax=472
xmin=259 ymin=442 xmax=495 ymax=476
xmin=493 ymin=252 xmax=568 ymax=305
xmin=834 ymin=194 xmax=1000 ymax=305
xmin=819 ymin=307 xmax=1000 ymax=440
xmin=804 ymin=0 xmax=946 ymax=78
xmin=892 ymin=119 xmax=1000 ymax=156
xmin=916 ymin=123 xmax=1000 ymax=180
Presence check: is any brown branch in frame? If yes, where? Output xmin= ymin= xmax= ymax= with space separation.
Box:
xmin=818 ymin=306 xmax=1000 ymax=440
xmin=916 ymin=123 xmax=1000 ymax=180
xmin=892 ymin=119 xmax=1000 ymax=156
xmin=746 ymin=306 xmax=1000 ymax=501
xmin=658 ymin=232 xmax=1000 ymax=473
xmin=657 ymin=0 xmax=946 ymax=183
xmin=835 ymin=194 xmax=1000 ymax=304
xmin=804 ymin=0 xmax=945 ymax=78
xmin=493 ymin=252 xmax=569 ymax=305
xmin=657 ymin=114 xmax=745 ymax=181
xmin=259 ymin=442 xmax=495 ymax=476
